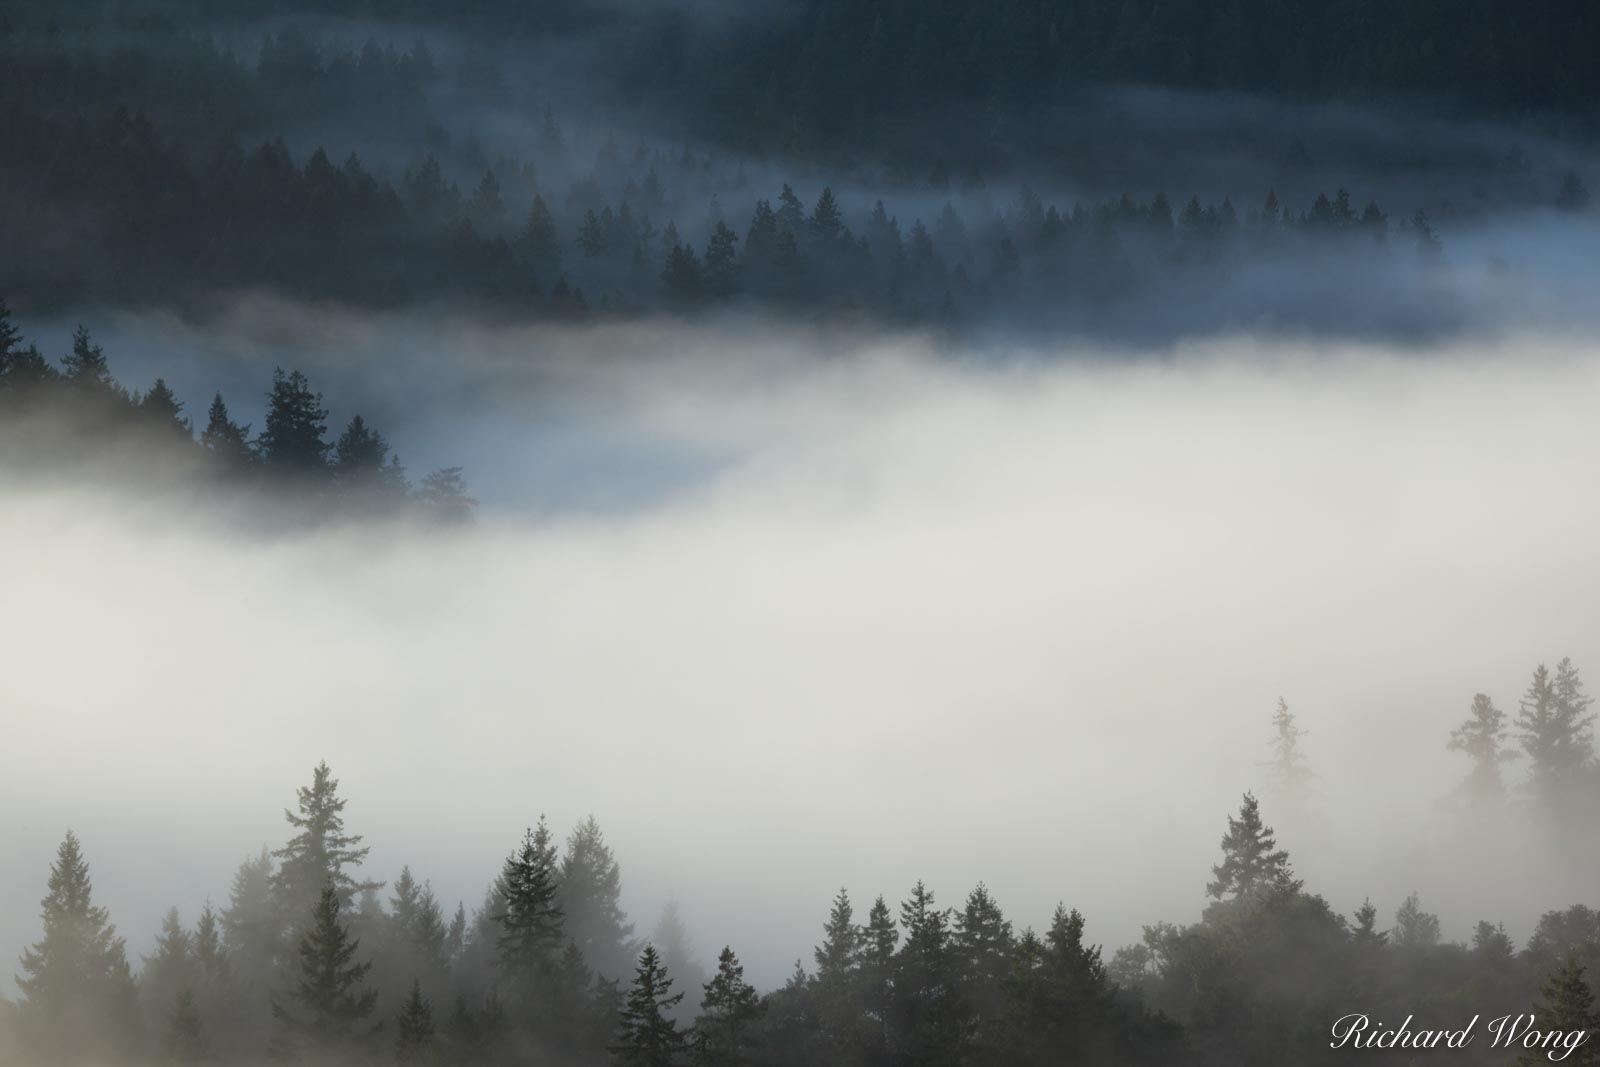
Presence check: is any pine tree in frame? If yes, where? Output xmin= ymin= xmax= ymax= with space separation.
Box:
xmin=692 ymin=946 xmax=764 ymax=1066
xmin=702 ymin=222 xmax=740 ymax=297
xmin=221 ymin=849 xmax=279 ymax=996
xmin=1392 ymin=891 xmax=1442 ymax=948
xmin=200 ymin=394 xmax=253 ymax=468
xmin=1352 ymin=899 xmax=1388 ymax=947
xmin=271 ymin=761 xmax=378 ymax=936
xmin=520 ymin=193 xmax=561 ymax=276
xmin=395 ymin=979 xmax=437 ymax=1063
xmin=165 ymin=988 xmax=208 ymax=1063
xmin=651 ymin=897 xmax=707 ymax=1005
xmin=857 ymin=893 xmax=899 ymax=1039
xmin=1206 ymin=793 xmax=1298 ymax=903
xmin=332 ymin=415 xmax=407 ymax=497
xmin=662 ymin=243 xmax=704 ymax=301
xmin=612 ymin=945 xmax=687 ymax=1067
xmin=1263 ymin=698 xmax=1312 ymax=807
xmin=954 ymin=883 xmax=1012 ymax=1018
xmin=813 ymin=888 xmax=857 ymax=983
xmin=61 ymin=325 xmax=115 ymax=390
xmin=257 ymin=368 xmax=331 ymax=474
xmin=139 ymin=378 xmax=191 ymax=437
xmin=809 ymin=187 xmax=844 ymax=243
xmin=1517 ymin=661 xmax=1596 ymax=817
xmin=1449 ymin=693 xmax=1517 ymax=803
xmin=496 ymin=818 xmax=565 ymax=993
xmin=560 ymin=816 xmax=637 ymax=982
xmin=271 ymin=885 xmax=379 ymax=1057
xmin=1522 ymin=958 xmax=1600 ymax=1067
xmin=16 ymin=832 xmax=140 ymax=1062
xmin=141 ymin=906 xmax=196 ymax=1033
xmin=417 ymin=467 xmax=476 ymax=523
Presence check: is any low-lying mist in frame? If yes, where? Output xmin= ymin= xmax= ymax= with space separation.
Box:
xmin=4 ymin=309 xmax=1599 ymax=989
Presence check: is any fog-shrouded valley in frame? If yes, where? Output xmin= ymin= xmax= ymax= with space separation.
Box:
xmin=3 ymin=2 xmax=1600 ymax=1066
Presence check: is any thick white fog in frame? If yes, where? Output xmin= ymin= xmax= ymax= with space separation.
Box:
xmin=3 ymin=312 xmax=1599 ymax=988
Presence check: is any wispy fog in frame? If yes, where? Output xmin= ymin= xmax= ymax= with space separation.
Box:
xmin=4 ymin=314 xmax=1598 ymax=986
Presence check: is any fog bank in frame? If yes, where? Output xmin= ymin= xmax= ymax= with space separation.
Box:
xmin=4 ymin=322 xmax=1599 ymax=986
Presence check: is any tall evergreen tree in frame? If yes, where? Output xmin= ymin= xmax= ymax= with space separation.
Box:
xmin=1263 ymin=698 xmax=1312 ymax=807
xmin=139 ymin=378 xmax=191 ymax=437
xmin=256 ymin=368 xmax=331 ymax=474
xmin=1449 ymin=693 xmax=1517 ymax=804
xmin=611 ymin=944 xmax=687 ymax=1067
xmin=1517 ymin=661 xmax=1596 ymax=817
xmin=1522 ymin=958 xmax=1600 ymax=1067
xmin=651 ymin=897 xmax=707 ymax=1007
xmin=200 ymin=394 xmax=253 ymax=468
xmin=495 ymin=818 xmax=565 ymax=994
xmin=702 ymin=222 xmax=740 ymax=297
xmin=1206 ymin=793 xmax=1298 ymax=904
xmin=395 ymin=979 xmax=437 ymax=1063
xmin=140 ymin=906 xmax=196 ymax=1034
xmin=271 ymin=761 xmax=378 ymax=937
xmin=60 ymin=325 xmax=115 ymax=390
xmin=1392 ymin=892 xmax=1442 ymax=948
xmin=692 ymin=946 xmax=764 ymax=1066
xmin=165 ymin=988 xmax=208 ymax=1064
xmin=953 ymin=882 xmax=1013 ymax=1020
xmin=559 ymin=816 xmax=636 ymax=982
xmin=271 ymin=885 xmax=379 ymax=1057
xmin=16 ymin=832 xmax=140 ymax=1062
xmin=220 ymin=849 xmax=279 ymax=997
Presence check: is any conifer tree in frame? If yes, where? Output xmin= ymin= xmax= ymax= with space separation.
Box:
xmin=1392 ymin=892 xmax=1442 ymax=948
xmin=200 ymin=394 xmax=253 ymax=468
xmin=1263 ymin=698 xmax=1312 ymax=807
xmin=1517 ymin=661 xmax=1596 ymax=817
xmin=165 ymin=988 xmax=208 ymax=1063
xmin=271 ymin=885 xmax=379 ymax=1057
xmin=139 ymin=379 xmax=191 ymax=437
xmin=257 ymin=368 xmax=331 ymax=474
xmin=141 ymin=906 xmax=196 ymax=1033
xmin=1522 ymin=958 xmax=1600 ymax=1067
xmin=332 ymin=415 xmax=405 ymax=496
xmin=813 ymin=889 xmax=857 ymax=984
xmin=1206 ymin=793 xmax=1298 ymax=904
xmin=395 ymin=979 xmax=437 ymax=1063
xmin=16 ymin=832 xmax=140 ymax=1062
xmin=221 ymin=849 xmax=279 ymax=996
xmin=954 ymin=883 xmax=1013 ymax=1017
xmin=417 ymin=467 xmax=476 ymax=523
xmin=1449 ymin=693 xmax=1517 ymax=803
xmin=1351 ymin=899 xmax=1388 ymax=947
xmin=61 ymin=325 xmax=115 ymax=390
xmin=702 ymin=222 xmax=740 ymax=297
xmin=651 ymin=897 xmax=707 ymax=1004
xmin=611 ymin=944 xmax=687 ymax=1067
xmin=692 ymin=946 xmax=764 ymax=1066
xmin=496 ymin=818 xmax=565 ymax=993
xmin=271 ymin=761 xmax=378 ymax=936
xmin=560 ymin=816 xmax=637 ymax=982
xmin=808 ymin=187 xmax=843 ymax=242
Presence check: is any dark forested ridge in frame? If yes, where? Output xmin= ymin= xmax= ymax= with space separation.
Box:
xmin=4 ymin=669 xmax=1599 ymax=1066
xmin=0 ymin=300 xmax=475 ymax=523
xmin=0 ymin=5 xmax=1593 ymax=338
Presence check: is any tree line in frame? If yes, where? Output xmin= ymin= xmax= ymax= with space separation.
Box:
xmin=4 ymin=721 xmax=1598 ymax=1066
xmin=0 ymin=299 xmax=475 ymax=521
